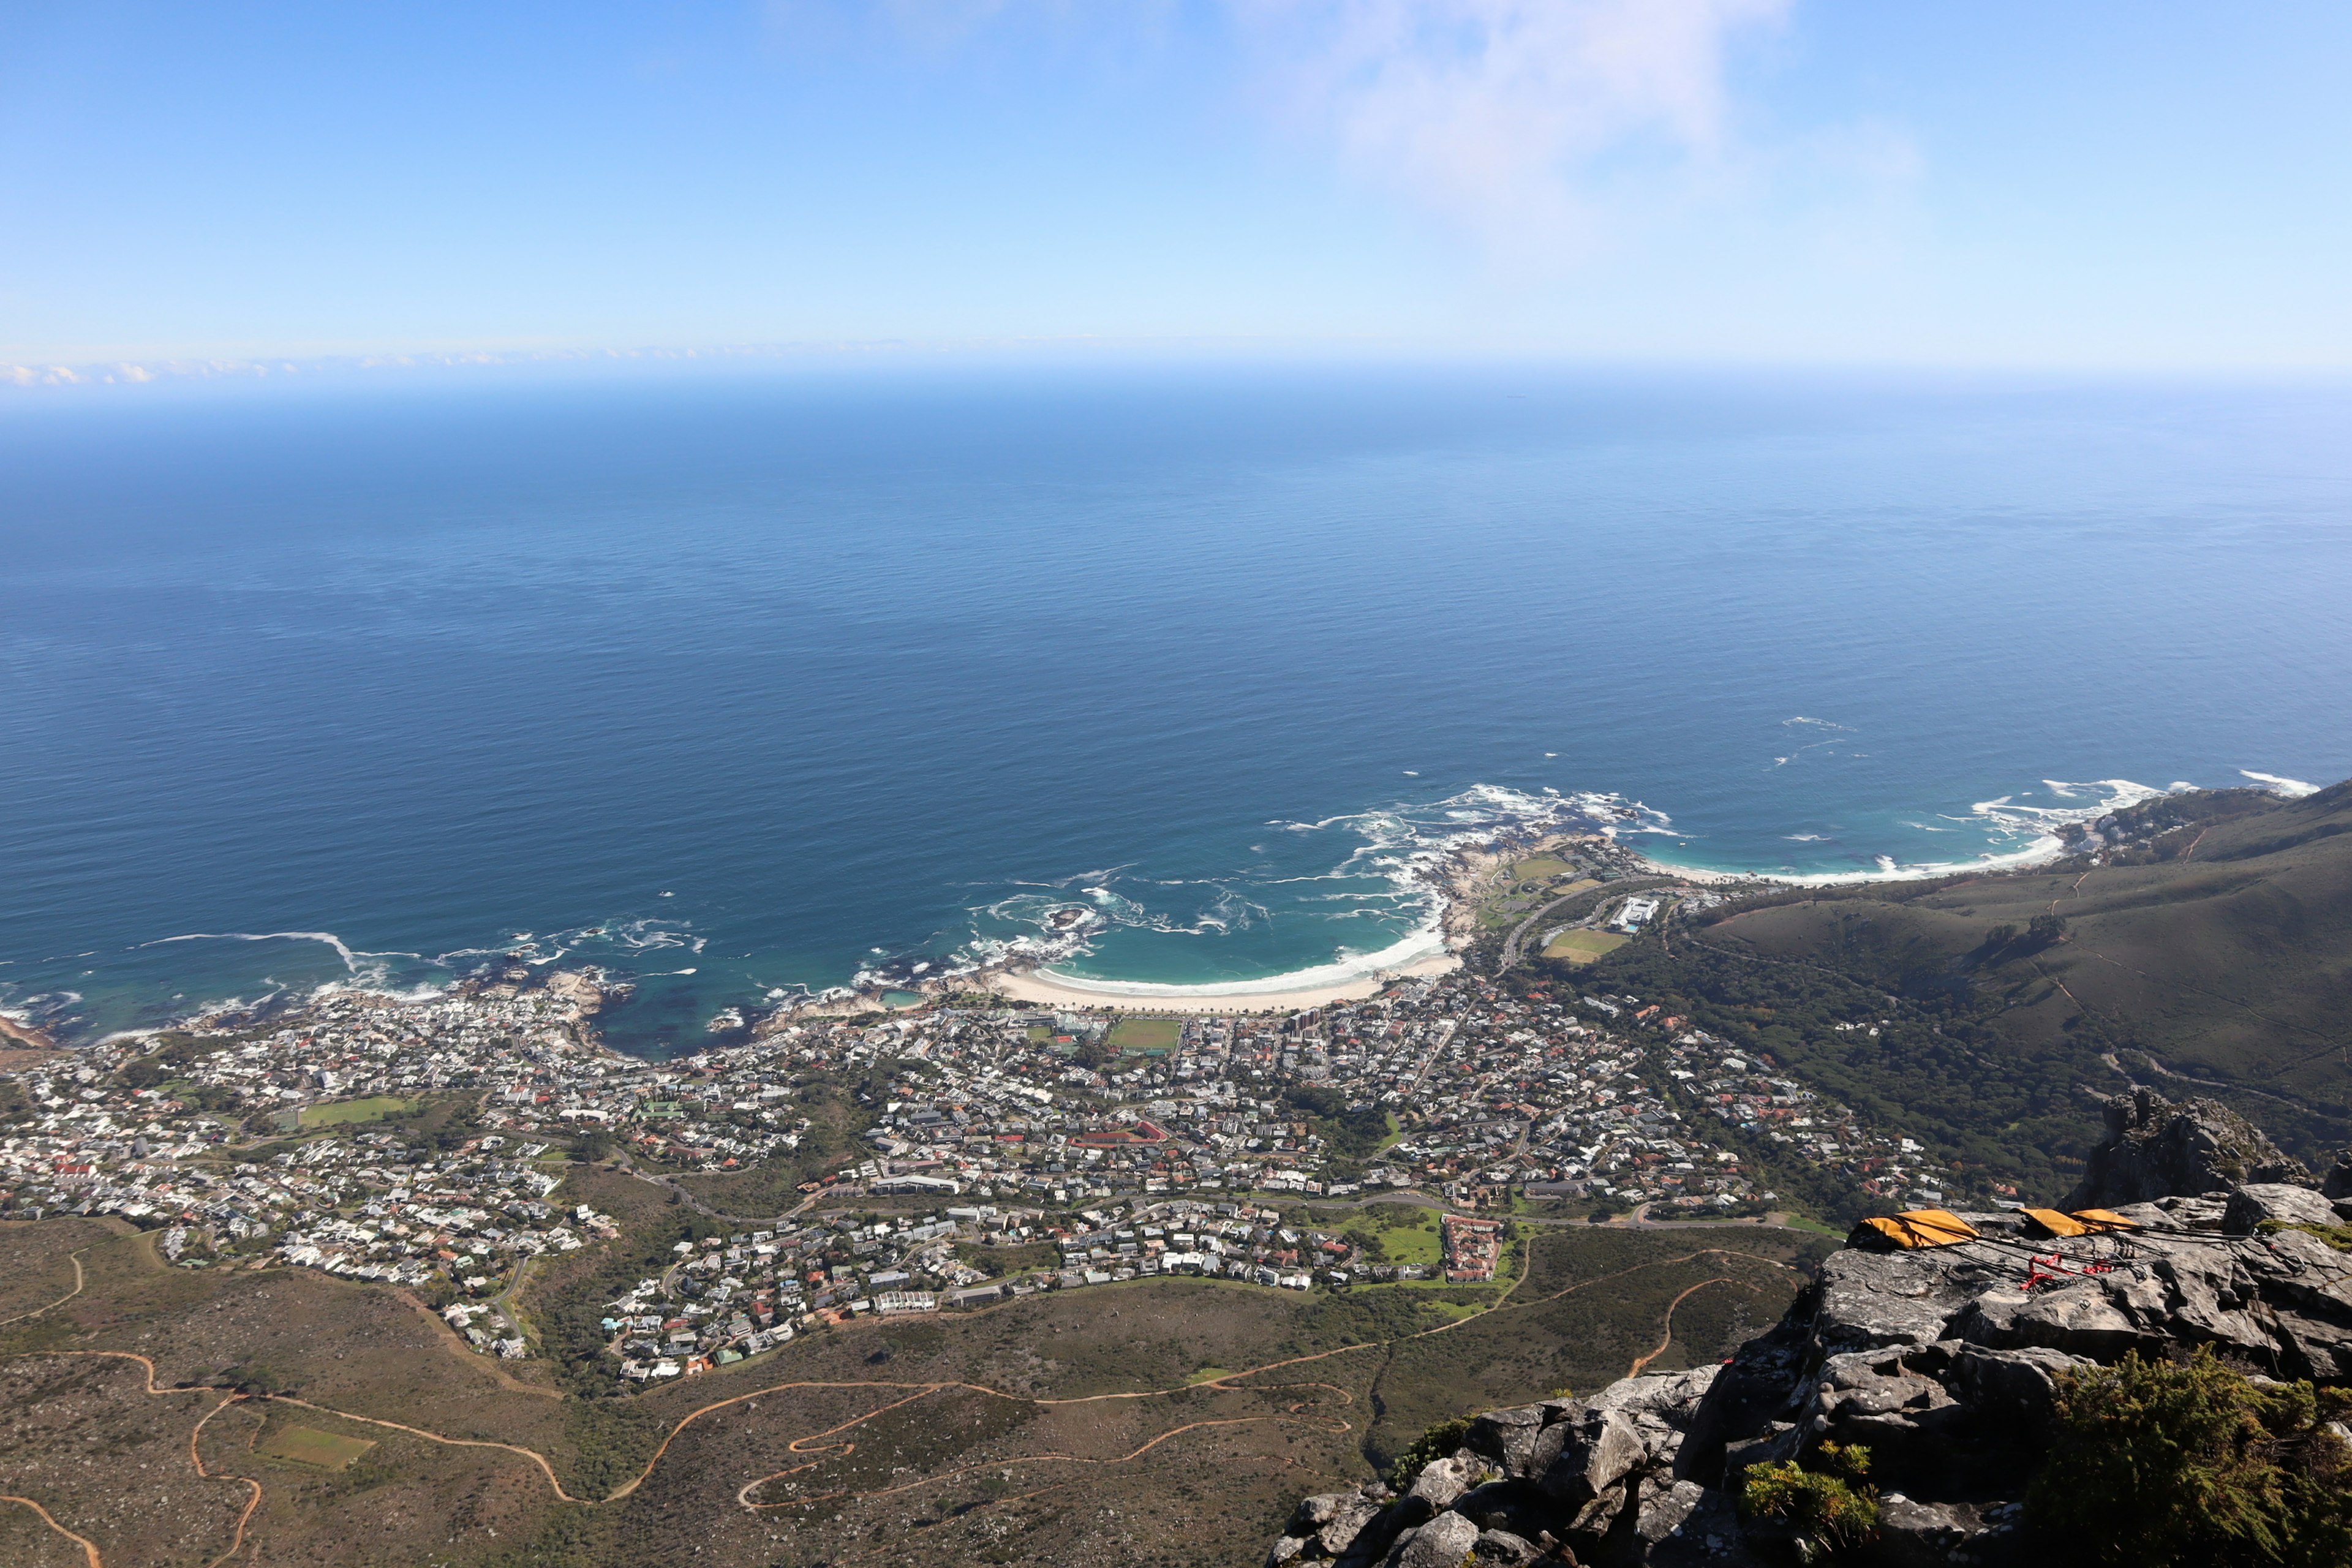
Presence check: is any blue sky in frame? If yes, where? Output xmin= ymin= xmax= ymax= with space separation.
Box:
xmin=6 ymin=1 xmax=2351 ymax=371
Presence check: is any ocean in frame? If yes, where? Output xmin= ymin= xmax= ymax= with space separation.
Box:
xmin=5 ymin=363 xmax=2349 ymax=1054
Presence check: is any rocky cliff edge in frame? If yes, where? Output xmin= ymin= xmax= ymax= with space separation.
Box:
xmin=1265 ymin=1093 xmax=2352 ymax=1568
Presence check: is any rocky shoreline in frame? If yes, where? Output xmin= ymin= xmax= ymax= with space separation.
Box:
xmin=1265 ymin=1091 xmax=2352 ymax=1567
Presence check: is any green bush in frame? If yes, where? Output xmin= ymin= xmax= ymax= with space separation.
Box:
xmin=1387 ymin=1417 xmax=1473 ymax=1487
xmin=2027 ymin=1348 xmax=2352 ymax=1567
xmin=1740 ymin=1442 xmax=1879 ymax=1558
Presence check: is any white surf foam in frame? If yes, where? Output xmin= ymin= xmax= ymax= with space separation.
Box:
xmin=1750 ymin=778 xmax=2173 ymax=887
xmin=143 ymin=930 xmax=367 ymax=971
xmin=2241 ymin=770 xmax=2320 ymax=797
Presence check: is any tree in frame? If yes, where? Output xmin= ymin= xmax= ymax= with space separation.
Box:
xmin=2028 ymin=913 xmax=2070 ymax=948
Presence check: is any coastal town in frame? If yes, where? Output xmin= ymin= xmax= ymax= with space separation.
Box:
xmin=0 ymin=864 xmax=1962 ymax=1385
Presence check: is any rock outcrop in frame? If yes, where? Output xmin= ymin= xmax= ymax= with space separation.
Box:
xmin=1266 ymin=1097 xmax=2352 ymax=1567
xmin=2062 ymin=1087 xmax=2307 ymax=1207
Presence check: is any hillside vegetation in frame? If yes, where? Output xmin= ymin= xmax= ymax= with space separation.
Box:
xmin=1535 ymin=780 xmax=2352 ymax=1205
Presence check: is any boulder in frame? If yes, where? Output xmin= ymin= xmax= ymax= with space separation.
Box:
xmin=1384 ymin=1510 xmax=1480 ymax=1568
xmin=1633 ymin=1483 xmax=1764 ymax=1566
xmin=1312 ymin=1496 xmax=1385 ymax=1558
xmin=2322 ymin=1150 xmax=2352 ymax=1201
xmin=1872 ymin=1495 xmax=1994 ymax=1568
xmin=1466 ymin=1405 xmax=1550 ymax=1476
xmin=1469 ymin=1528 xmax=1540 ymax=1566
xmin=1451 ymin=1480 xmax=1562 ymax=1545
xmin=1945 ymin=1343 xmax=2089 ymax=1431
xmin=1401 ymin=1456 xmax=1480 ymax=1521
xmin=1538 ymin=1408 xmax=1646 ymax=1506
xmin=2224 ymin=1183 xmax=2342 ymax=1234
xmin=2065 ymin=1089 xmax=2308 ymax=1208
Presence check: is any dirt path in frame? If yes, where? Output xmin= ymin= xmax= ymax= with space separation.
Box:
xmin=0 ymin=1248 xmax=88 ymax=1329
xmin=0 ymin=1245 xmax=1804 ymax=1563
xmin=0 ymin=1493 xmax=102 ymax=1568
xmin=1624 ymin=1276 xmax=1752 ymax=1378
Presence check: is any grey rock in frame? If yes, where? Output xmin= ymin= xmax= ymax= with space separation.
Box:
xmin=2065 ymin=1088 xmax=2308 ymax=1208
xmin=1956 ymin=1281 xmax=2164 ymax=1362
xmin=1311 ymin=1496 xmax=1384 ymax=1558
xmin=1293 ymin=1494 xmax=1360 ymax=1534
xmin=1266 ymin=1535 xmax=1309 ymax=1567
xmin=1466 ymin=1404 xmax=1548 ymax=1476
xmin=1385 ymin=1510 xmax=1480 ymax=1568
xmin=1633 ymin=1477 xmax=1707 ymax=1544
xmin=1872 ymin=1495 xmax=1992 ymax=1568
xmin=1405 ymin=1456 xmax=1481 ymax=1518
xmin=2225 ymin=1183 xmax=2342 ymax=1234
xmin=1719 ymin=1423 xmax=1800 ymax=1496
xmin=1562 ymin=1481 xmax=1630 ymax=1551
xmin=1469 ymin=1528 xmax=1540 ymax=1566
xmin=2323 ymin=1150 xmax=2352 ymax=1201
xmin=1945 ymin=1343 xmax=2090 ymax=1430
xmin=1809 ymin=1245 xmax=2005 ymax=1357
xmin=1635 ymin=1483 xmax=1766 ymax=1566
xmin=1538 ymin=1408 xmax=1646 ymax=1505
xmin=1451 ymin=1480 xmax=1562 ymax=1544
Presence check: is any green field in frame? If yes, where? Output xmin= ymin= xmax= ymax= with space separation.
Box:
xmin=1510 ymin=856 xmax=1575 ymax=882
xmin=1349 ymin=1202 xmax=1443 ymax=1265
xmin=257 ymin=1423 xmax=376 ymax=1471
xmin=1542 ymin=929 xmax=1629 ymax=963
xmin=298 ymin=1096 xmax=419 ymax=1129
xmin=1105 ymin=1016 xmax=1182 ymax=1053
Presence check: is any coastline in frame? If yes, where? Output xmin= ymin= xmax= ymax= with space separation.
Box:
xmin=982 ymin=950 xmax=1461 ymax=1013
xmin=0 ymin=1012 xmax=58 ymax=1054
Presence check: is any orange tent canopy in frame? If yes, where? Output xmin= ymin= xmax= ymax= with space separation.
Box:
xmin=1854 ymin=1209 xmax=1980 ymax=1249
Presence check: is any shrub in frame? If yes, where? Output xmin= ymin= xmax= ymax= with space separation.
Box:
xmin=2027 ymin=1347 xmax=2352 ymax=1566
xmin=1387 ymin=1417 xmax=1473 ymax=1487
xmin=1740 ymin=1442 xmax=1879 ymax=1559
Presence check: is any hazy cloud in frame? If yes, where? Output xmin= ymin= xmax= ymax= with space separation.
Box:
xmin=1237 ymin=0 xmax=1790 ymax=261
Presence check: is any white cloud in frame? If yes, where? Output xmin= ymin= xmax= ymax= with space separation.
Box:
xmin=1237 ymin=0 xmax=1790 ymax=262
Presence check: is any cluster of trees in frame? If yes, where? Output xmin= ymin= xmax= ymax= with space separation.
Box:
xmin=1283 ymin=1083 xmax=1394 ymax=1166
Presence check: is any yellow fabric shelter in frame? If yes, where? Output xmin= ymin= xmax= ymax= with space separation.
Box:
xmin=1855 ymin=1209 xmax=1981 ymax=1249
xmin=2021 ymin=1207 xmax=2089 ymax=1237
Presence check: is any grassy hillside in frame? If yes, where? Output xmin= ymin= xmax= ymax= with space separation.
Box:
xmin=1534 ymin=781 xmax=2352 ymax=1200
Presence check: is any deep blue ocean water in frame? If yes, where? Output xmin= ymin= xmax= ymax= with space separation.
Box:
xmin=5 ymin=364 xmax=2348 ymax=1054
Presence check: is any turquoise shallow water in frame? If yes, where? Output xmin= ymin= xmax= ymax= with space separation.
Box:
xmin=4 ymin=364 xmax=2348 ymax=1053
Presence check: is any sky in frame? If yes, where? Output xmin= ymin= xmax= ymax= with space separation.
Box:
xmin=5 ymin=1 xmax=2352 ymax=373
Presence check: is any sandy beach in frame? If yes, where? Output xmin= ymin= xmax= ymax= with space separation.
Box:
xmin=983 ymin=950 xmax=1460 ymax=1014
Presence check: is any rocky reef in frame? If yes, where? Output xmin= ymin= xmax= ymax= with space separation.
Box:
xmin=1266 ymin=1092 xmax=2352 ymax=1567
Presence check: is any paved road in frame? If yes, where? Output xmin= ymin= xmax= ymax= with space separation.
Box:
xmin=1496 ymin=877 xmax=1672 ymax=973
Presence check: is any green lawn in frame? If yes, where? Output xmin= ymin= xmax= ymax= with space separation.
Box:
xmin=1352 ymin=1202 xmax=1444 ymax=1265
xmin=298 ymin=1095 xmax=420 ymax=1129
xmin=1541 ymin=930 xmax=1629 ymax=963
xmin=1105 ymin=1016 xmax=1182 ymax=1053
xmin=258 ymin=1423 xmax=376 ymax=1471
xmin=1509 ymin=856 xmax=1575 ymax=882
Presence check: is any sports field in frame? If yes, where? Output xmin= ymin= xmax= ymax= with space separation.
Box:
xmin=298 ymin=1095 xmax=419 ymax=1128
xmin=258 ymin=1423 xmax=377 ymax=1471
xmin=1541 ymin=930 xmax=1630 ymax=963
xmin=1104 ymin=1016 xmax=1182 ymax=1053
